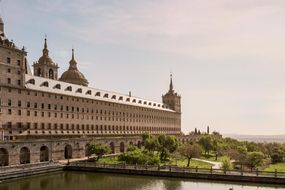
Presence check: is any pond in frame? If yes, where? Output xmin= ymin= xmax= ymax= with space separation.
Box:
xmin=0 ymin=171 xmax=284 ymax=190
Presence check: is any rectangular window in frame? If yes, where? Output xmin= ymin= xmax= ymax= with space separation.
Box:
xmin=7 ymin=57 xmax=11 ymax=64
xmin=17 ymin=60 xmax=21 ymax=66
xmin=7 ymin=78 xmax=11 ymax=84
xmin=8 ymin=99 xmax=11 ymax=106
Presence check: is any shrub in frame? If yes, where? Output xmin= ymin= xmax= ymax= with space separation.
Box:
xmin=221 ymin=156 xmax=233 ymax=170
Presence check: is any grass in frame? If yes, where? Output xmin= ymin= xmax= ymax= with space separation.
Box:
xmin=93 ymin=156 xmax=213 ymax=169
xmin=166 ymin=159 xmax=213 ymax=168
xmin=264 ymin=162 xmax=285 ymax=172
xmin=95 ymin=156 xmax=122 ymax=164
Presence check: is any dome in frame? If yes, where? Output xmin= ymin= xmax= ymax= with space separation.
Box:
xmin=36 ymin=38 xmax=57 ymax=67
xmin=59 ymin=49 xmax=89 ymax=86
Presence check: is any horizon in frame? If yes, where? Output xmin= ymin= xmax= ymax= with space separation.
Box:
xmin=2 ymin=0 xmax=285 ymax=135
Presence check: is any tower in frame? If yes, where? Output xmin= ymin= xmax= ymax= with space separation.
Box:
xmin=33 ymin=37 xmax=58 ymax=80
xmin=59 ymin=49 xmax=89 ymax=86
xmin=162 ymin=74 xmax=181 ymax=113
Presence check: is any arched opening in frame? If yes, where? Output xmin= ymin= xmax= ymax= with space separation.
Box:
xmin=137 ymin=141 xmax=142 ymax=148
xmin=129 ymin=141 xmax=133 ymax=146
xmin=85 ymin=144 xmax=90 ymax=157
xmin=37 ymin=68 xmax=41 ymax=77
xmin=40 ymin=146 xmax=49 ymax=162
xmin=120 ymin=142 xmax=125 ymax=153
xmin=0 ymin=148 xmax=9 ymax=166
xmin=110 ymin=142 xmax=115 ymax=154
xmin=64 ymin=144 xmax=72 ymax=159
xmin=49 ymin=69 xmax=54 ymax=79
xmin=20 ymin=147 xmax=30 ymax=164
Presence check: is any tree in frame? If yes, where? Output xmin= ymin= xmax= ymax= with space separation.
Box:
xmin=198 ymin=135 xmax=213 ymax=155
xmin=118 ymin=146 xmax=160 ymax=165
xmin=270 ymin=146 xmax=285 ymax=163
xmin=86 ymin=143 xmax=111 ymax=161
xmin=221 ymin=156 xmax=233 ymax=170
xmin=144 ymin=136 xmax=159 ymax=153
xmin=246 ymin=151 xmax=265 ymax=170
xmin=178 ymin=144 xmax=202 ymax=167
xmin=157 ymin=134 xmax=179 ymax=161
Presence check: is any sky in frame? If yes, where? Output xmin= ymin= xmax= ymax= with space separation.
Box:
xmin=2 ymin=0 xmax=285 ymax=135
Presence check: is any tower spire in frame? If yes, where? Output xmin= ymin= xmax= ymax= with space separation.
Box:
xmin=169 ymin=73 xmax=174 ymax=93
xmin=72 ymin=48 xmax=74 ymax=60
xmin=42 ymin=35 xmax=49 ymax=56
xmin=69 ymin=48 xmax=77 ymax=69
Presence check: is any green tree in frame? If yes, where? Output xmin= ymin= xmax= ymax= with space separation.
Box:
xmin=144 ymin=137 xmax=159 ymax=153
xmin=178 ymin=143 xmax=202 ymax=167
xmin=221 ymin=156 xmax=233 ymax=170
xmin=198 ymin=135 xmax=213 ymax=155
xmin=270 ymin=146 xmax=285 ymax=163
xmin=118 ymin=146 xmax=160 ymax=165
xmin=86 ymin=143 xmax=111 ymax=161
xmin=157 ymin=134 xmax=179 ymax=161
xmin=246 ymin=151 xmax=265 ymax=170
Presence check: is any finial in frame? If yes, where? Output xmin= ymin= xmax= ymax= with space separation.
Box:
xmin=44 ymin=35 xmax=47 ymax=49
xmin=72 ymin=48 xmax=74 ymax=60
xmin=169 ymin=73 xmax=173 ymax=92
xmin=42 ymin=35 xmax=49 ymax=56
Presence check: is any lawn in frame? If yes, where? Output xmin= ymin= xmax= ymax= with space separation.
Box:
xmin=93 ymin=156 xmax=213 ymax=168
xmin=96 ymin=156 xmax=122 ymax=164
xmin=264 ymin=162 xmax=285 ymax=172
xmin=166 ymin=159 xmax=213 ymax=168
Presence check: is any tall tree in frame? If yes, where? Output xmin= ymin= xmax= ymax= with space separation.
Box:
xmin=198 ymin=135 xmax=214 ymax=155
xmin=86 ymin=143 xmax=111 ymax=161
xmin=178 ymin=143 xmax=202 ymax=167
xmin=246 ymin=151 xmax=265 ymax=170
xmin=157 ymin=134 xmax=179 ymax=161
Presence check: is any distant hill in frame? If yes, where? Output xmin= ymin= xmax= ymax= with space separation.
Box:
xmin=224 ymin=134 xmax=285 ymax=143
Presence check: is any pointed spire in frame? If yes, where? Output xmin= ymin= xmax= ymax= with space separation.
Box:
xmin=169 ymin=73 xmax=174 ymax=93
xmin=69 ymin=48 xmax=77 ymax=69
xmin=72 ymin=48 xmax=74 ymax=60
xmin=42 ymin=35 xmax=49 ymax=56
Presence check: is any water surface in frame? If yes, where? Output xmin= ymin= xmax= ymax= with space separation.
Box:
xmin=0 ymin=171 xmax=284 ymax=190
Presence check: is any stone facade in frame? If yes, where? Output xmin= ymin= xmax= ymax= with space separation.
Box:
xmin=0 ymin=17 xmax=182 ymax=166
xmin=0 ymin=136 xmax=141 ymax=166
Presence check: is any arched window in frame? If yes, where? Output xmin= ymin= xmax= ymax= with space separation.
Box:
xmin=0 ymin=148 xmax=9 ymax=166
xmin=41 ymin=81 xmax=49 ymax=87
xmin=20 ymin=147 xmax=30 ymax=164
xmin=54 ymin=84 xmax=61 ymax=89
xmin=120 ymin=142 xmax=125 ymax=153
xmin=64 ymin=144 xmax=72 ymax=159
xmin=103 ymin=93 xmax=109 ymax=98
xmin=40 ymin=146 xmax=49 ymax=162
xmin=49 ymin=69 xmax=54 ymax=79
xmin=37 ymin=68 xmax=41 ymax=77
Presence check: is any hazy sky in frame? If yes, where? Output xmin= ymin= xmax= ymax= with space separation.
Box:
xmin=2 ymin=0 xmax=285 ymax=135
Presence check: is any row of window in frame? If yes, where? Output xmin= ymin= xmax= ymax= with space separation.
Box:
xmin=4 ymin=109 xmax=177 ymax=125
xmin=6 ymin=78 xmax=21 ymax=86
xmin=5 ymin=57 xmax=21 ymax=66
xmin=27 ymin=78 xmax=169 ymax=109
xmin=4 ymin=100 xmax=175 ymax=119
xmin=0 ymin=87 xmax=174 ymax=115
xmin=4 ymin=122 xmax=180 ymax=133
